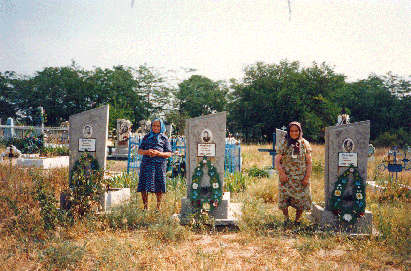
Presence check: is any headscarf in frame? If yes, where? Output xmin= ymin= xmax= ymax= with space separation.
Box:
xmin=146 ymin=117 xmax=166 ymax=140
xmin=285 ymin=121 xmax=303 ymax=154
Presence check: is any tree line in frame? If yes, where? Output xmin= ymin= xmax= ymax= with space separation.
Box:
xmin=1 ymin=60 xmax=410 ymax=146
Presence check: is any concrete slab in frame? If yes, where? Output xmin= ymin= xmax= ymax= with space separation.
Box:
xmin=16 ymin=156 xmax=69 ymax=169
xmin=310 ymin=203 xmax=372 ymax=235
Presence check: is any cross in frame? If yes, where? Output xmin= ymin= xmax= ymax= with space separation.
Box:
xmin=258 ymin=132 xmax=277 ymax=169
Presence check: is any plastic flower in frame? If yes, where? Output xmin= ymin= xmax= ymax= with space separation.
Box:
xmin=213 ymin=183 xmax=219 ymax=189
xmin=334 ymin=190 xmax=341 ymax=196
xmin=203 ymin=202 xmax=210 ymax=210
xmin=343 ymin=214 xmax=352 ymax=222
xmin=356 ymin=193 xmax=363 ymax=200
xmin=192 ymin=183 xmax=198 ymax=189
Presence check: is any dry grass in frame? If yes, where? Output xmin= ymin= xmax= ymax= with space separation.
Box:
xmin=1 ymin=145 xmax=411 ymax=270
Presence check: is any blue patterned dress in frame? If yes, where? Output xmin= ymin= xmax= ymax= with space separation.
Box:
xmin=137 ymin=133 xmax=172 ymax=193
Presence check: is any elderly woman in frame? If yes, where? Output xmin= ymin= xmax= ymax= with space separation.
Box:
xmin=274 ymin=122 xmax=312 ymax=226
xmin=137 ymin=118 xmax=174 ymax=210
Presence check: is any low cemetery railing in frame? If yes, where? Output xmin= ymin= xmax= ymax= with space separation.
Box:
xmin=127 ymin=136 xmax=242 ymax=177
xmin=0 ymin=124 xmax=69 ymax=147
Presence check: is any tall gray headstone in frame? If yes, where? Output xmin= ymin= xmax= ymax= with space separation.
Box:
xmin=69 ymin=105 xmax=109 ymax=174
xmin=311 ymin=121 xmax=373 ymax=234
xmin=177 ymin=112 xmax=240 ymax=224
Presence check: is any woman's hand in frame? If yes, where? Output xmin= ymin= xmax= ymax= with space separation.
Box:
xmin=275 ymin=153 xmax=288 ymax=184
xmin=302 ymin=176 xmax=310 ymax=186
xmin=147 ymin=149 xmax=159 ymax=157
xmin=279 ymin=172 xmax=289 ymax=183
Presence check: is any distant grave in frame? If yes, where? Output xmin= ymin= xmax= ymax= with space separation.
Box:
xmin=111 ymin=119 xmax=132 ymax=159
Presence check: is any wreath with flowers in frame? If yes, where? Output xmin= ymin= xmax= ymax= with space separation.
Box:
xmin=330 ymin=164 xmax=366 ymax=224
xmin=190 ymin=156 xmax=223 ymax=212
xmin=70 ymin=151 xmax=100 ymax=188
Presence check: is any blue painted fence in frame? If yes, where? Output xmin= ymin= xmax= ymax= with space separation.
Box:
xmin=127 ymin=136 xmax=241 ymax=177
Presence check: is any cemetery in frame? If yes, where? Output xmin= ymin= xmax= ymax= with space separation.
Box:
xmin=3 ymin=0 xmax=411 ymax=266
xmin=1 ymin=105 xmax=411 ymax=269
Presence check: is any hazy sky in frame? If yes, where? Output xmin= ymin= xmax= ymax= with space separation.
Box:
xmin=1 ymin=0 xmax=410 ymax=82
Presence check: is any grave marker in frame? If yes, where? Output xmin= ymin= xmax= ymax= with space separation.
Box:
xmin=311 ymin=121 xmax=373 ymax=234
xmin=177 ymin=112 xmax=240 ymax=225
xmin=258 ymin=128 xmax=287 ymax=169
xmin=113 ymin=119 xmax=132 ymax=159
xmin=69 ymin=105 xmax=109 ymax=174
xmin=5 ymin=118 xmax=15 ymax=138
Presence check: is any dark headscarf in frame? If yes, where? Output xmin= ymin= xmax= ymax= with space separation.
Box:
xmin=285 ymin=121 xmax=303 ymax=154
xmin=147 ymin=117 xmax=166 ymax=140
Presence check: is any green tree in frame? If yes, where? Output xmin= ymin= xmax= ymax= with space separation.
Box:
xmin=335 ymin=75 xmax=400 ymax=140
xmin=333 ymin=74 xmax=407 ymax=144
xmin=228 ymin=60 xmax=344 ymax=142
xmin=86 ymin=65 xmax=142 ymax=128
xmin=131 ymin=65 xmax=172 ymax=121
xmin=17 ymin=65 xmax=93 ymax=126
xmin=0 ymin=71 xmax=19 ymax=121
xmin=175 ymin=75 xmax=228 ymax=118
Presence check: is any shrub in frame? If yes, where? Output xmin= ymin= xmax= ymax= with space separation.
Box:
xmin=0 ymin=134 xmax=44 ymax=154
xmin=312 ymin=158 xmax=324 ymax=173
xmin=374 ymin=128 xmax=411 ymax=147
xmin=246 ymin=165 xmax=269 ymax=178
xmin=224 ymin=172 xmax=250 ymax=193
xmin=65 ymin=152 xmax=109 ymax=218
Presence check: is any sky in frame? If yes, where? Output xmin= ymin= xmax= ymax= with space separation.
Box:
xmin=1 ymin=0 xmax=410 ymax=82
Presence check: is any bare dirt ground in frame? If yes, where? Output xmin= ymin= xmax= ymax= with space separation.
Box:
xmin=106 ymin=159 xmax=128 ymax=173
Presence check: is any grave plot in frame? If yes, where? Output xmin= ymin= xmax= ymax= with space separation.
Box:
xmin=310 ymin=121 xmax=373 ymax=235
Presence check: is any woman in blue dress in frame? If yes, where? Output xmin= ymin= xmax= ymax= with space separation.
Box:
xmin=137 ymin=118 xmax=174 ymax=210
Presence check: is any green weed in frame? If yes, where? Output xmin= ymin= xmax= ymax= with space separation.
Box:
xmin=39 ymin=241 xmax=85 ymax=270
xmin=246 ymin=165 xmax=269 ymax=178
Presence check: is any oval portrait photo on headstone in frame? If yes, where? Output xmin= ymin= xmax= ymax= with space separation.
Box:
xmin=83 ymin=125 xmax=93 ymax=138
xmin=201 ymin=129 xmax=212 ymax=143
xmin=342 ymin=138 xmax=355 ymax=153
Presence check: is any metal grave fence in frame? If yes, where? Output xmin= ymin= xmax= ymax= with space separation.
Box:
xmin=0 ymin=123 xmax=69 ymax=147
xmin=225 ymin=138 xmax=241 ymax=174
xmin=127 ymin=136 xmax=241 ymax=177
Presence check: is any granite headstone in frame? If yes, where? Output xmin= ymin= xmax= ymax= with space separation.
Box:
xmin=69 ymin=105 xmax=109 ymax=174
xmin=177 ymin=112 xmax=240 ymax=224
xmin=311 ymin=121 xmax=373 ymax=234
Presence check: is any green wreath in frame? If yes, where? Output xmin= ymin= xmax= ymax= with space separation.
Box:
xmin=330 ymin=164 xmax=366 ymax=224
xmin=70 ymin=151 xmax=100 ymax=188
xmin=190 ymin=156 xmax=223 ymax=212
